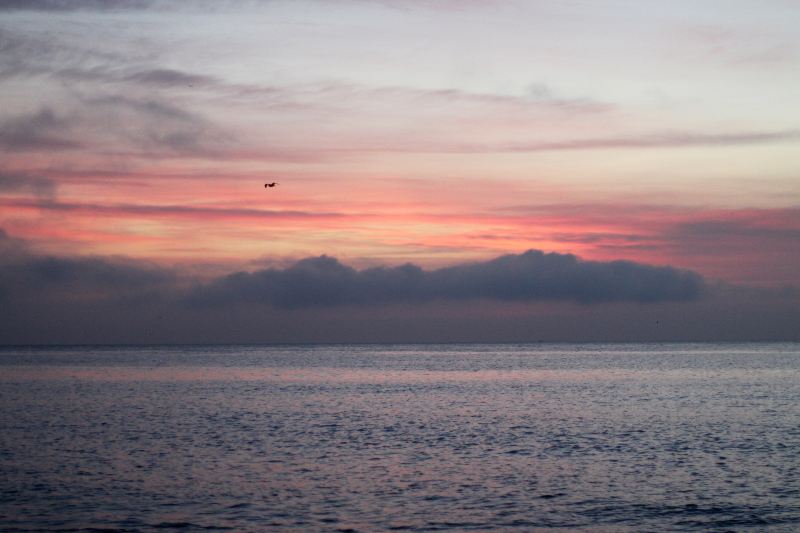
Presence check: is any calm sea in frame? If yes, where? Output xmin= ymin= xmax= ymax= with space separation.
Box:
xmin=1 ymin=343 xmax=799 ymax=532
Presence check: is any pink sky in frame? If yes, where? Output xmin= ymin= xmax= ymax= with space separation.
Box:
xmin=2 ymin=1 xmax=799 ymax=285
xmin=0 ymin=1 xmax=799 ymax=343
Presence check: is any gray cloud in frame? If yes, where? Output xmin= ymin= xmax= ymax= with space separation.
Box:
xmin=0 ymin=29 xmax=48 ymax=80
xmin=0 ymin=27 xmax=217 ymax=89
xmin=0 ymin=198 xmax=345 ymax=221
xmin=8 ymin=256 xmax=173 ymax=293
xmin=0 ymin=232 xmax=175 ymax=303
xmin=323 ymin=129 xmax=800 ymax=155
xmin=0 ymin=107 xmax=80 ymax=151
xmin=674 ymin=218 xmax=800 ymax=241
xmin=81 ymin=94 xmax=229 ymax=155
xmin=0 ymin=0 xmax=153 ymax=10
xmin=383 ymin=85 xmax=613 ymax=114
xmin=0 ymin=172 xmax=57 ymax=200
xmin=0 ymin=95 xmax=222 ymax=156
xmin=550 ymin=232 xmax=652 ymax=244
xmin=1 ymin=229 xmax=797 ymax=344
xmin=0 ymin=94 xmax=230 ymax=158
xmin=0 ymin=28 xmax=142 ymax=82
xmin=0 ymin=227 xmax=28 ymax=260
xmin=0 ymin=22 xmax=231 ymax=157
xmin=43 ymin=66 xmax=221 ymax=89
xmin=435 ymin=130 xmax=800 ymax=154
xmin=190 ymin=250 xmax=706 ymax=308
xmin=665 ymin=212 xmax=800 ymax=285
xmin=121 ymin=69 xmax=219 ymax=88
xmin=0 ymin=234 xmax=705 ymax=308
xmin=87 ymin=95 xmax=198 ymax=121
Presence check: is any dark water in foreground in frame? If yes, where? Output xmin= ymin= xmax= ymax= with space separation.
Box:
xmin=1 ymin=343 xmax=799 ymax=532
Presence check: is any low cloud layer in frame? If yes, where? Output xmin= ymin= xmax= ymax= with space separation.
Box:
xmin=0 ymin=233 xmax=705 ymax=309
xmin=1 ymin=229 xmax=797 ymax=344
xmin=0 ymin=230 xmax=175 ymax=302
xmin=191 ymin=250 xmax=705 ymax=308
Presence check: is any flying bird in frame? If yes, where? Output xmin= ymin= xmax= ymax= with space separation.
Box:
xmin=264 ymin=182 xmax=277 ymax=188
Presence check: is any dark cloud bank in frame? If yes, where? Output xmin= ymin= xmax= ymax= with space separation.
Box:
xmin=191 ymin=251 xmax=704 ymax=308
xmin=1 ymin=230 xmax=797 ymax=344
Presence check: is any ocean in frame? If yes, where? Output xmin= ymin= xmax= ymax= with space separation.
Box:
xmin=1 ymin=343 xmax=798 ymax=532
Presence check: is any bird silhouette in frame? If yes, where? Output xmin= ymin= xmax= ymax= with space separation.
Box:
xmin=264 ymin=182 xmax=277 ymax=188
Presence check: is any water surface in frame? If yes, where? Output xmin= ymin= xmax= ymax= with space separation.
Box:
xmin=1 ymin=343 xmax=799 ymax=531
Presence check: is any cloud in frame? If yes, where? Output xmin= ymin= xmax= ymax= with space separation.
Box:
xmin=0 ymin=232 xmax=705 ymax=308
xmin=0 ymin=230 xmax=175 ymax=303
xmin=0 ymin=0 xmax=495 ymax=13
xmin=121 ymin=69 xmax=219 ymax=88
xmin=6 ymin=255 xmax=173 ymax=294
xmin=0 ymin=27 xmax=142 ymax=82
xmin=664 ymin=209 xmax=800 ymax=285
xmin=45 ymin=66 xmax=221 ymax=89
xmin=0 ymin=172 xmax=57 ymax=200
xmin=0 ymin=198 xmax=347 ymax=222
xmin=0 ymin=227 xmax=28 ymax=260
xmin=79 ymin=94 xmax=231 ymax=155
xmin=358 ymin=0 xmax=507 ymax=12
xmin=0 ymin=29 xmax=48 ymax=79
xmin=549 ymin=232 xmax=652 ymax=245
xmin=190 ymin=250 xmax=706 ymax=308
xmin=0 ymin=27 xmax=217 ymax=89
xmin=0 ymin=107 xmax=80 ymax=151
xmin=433 ymin=130 xmax=800 ymax=154
xmin=0 ymin=95 xmax=230 ymax=158
xmin=87 ymin=95 xmax=197 ymax=121
xmin=374 ymin=85 xmax=613 ymax=114
xmin=2 ymin=229 xmax=797 ymax=344
xmin=0 ymin=0 xmax=153 ymax=10
xmin=0 ymin=23 xmax=232 ymax=157
xmin=674 ymin=216 xmax=800 ymax=242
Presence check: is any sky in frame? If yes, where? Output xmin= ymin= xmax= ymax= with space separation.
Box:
xmin=0 ymin=0 xmax=798 ymax=343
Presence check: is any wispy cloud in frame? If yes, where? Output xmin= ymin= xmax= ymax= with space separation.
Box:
xmin=0 ymin=94 xmax=231 ymax=157
xmin=675 ymin=218 xmax=800 ymax=242
xmin=0 ymin=0 xmax=154 ymax=11
xmin=0 ymin=172 xmax=57 ymax=200
xmin=1 ymin=199 xmax=350 ymax=222
xmin=120 ymin=68 xmax=219 ymax=88
xmin=83 ymin=94 xmax=230 ymax=155
xmin=420 ymin=130 xmax=800 ymax=154
xmin=366 ymin=84 xmax=614 ymax=114
xmin=0 ymin=107 xmax=80 ymax=151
